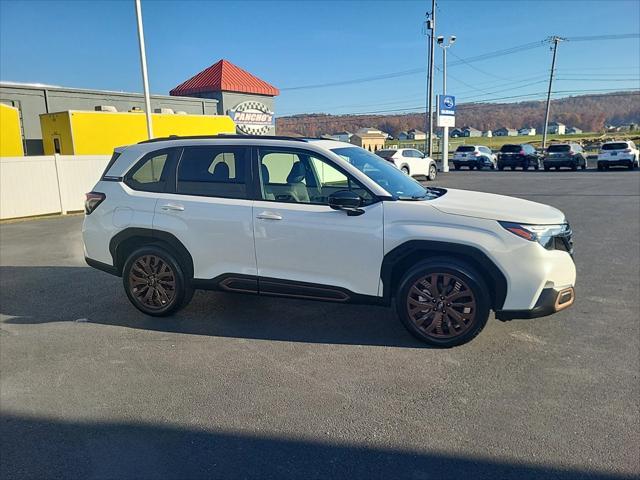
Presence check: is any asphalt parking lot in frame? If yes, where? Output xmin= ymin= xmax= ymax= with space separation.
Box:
xmin=1 ymin=169 xmax=639 ymax=480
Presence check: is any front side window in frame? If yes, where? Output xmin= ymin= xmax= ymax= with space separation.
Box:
xmin=259 ymin=149 xmax=373 ymax=205
xmin=177 ymin=146 xmax=248 ymax=199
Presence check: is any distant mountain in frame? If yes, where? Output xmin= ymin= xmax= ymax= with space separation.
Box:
xmin=276 ymin=91 xmax=639 ymax=137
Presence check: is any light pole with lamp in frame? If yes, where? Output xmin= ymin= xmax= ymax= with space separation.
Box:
xmin=437 ymin=35 xmax=455 ymax=172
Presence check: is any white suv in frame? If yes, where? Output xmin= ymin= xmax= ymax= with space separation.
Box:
xmin=453 ymin=145 xmax=497 ymax=170
xmin=375 ymin=148 xmax=438 ymax=180
xmin=83 ymin=135 xmax=576 ymax=347
xmin=597 ymin=140 xmax=639 ymax=170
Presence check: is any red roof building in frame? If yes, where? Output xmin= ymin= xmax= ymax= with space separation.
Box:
xmin=170 ymin=59 xmax=279 ymax=97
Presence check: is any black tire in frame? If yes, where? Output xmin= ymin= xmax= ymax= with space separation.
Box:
xmin=498 ymin=164 xmax=504 ymax=171
xmin=395 ymin=258 xmax=491 ymax=347
xmin=597 ymin=164 xmax=603 ymax=171
xmin=581 ymin=158 xmax=587 ymax=170
xmin=427 ymin=164 xmax=437 ymax=181
xmin=454 ymin=164 xmax=460 ymax=171
xmin=534 ymin=163 xmax=539 ymax=171
xmin=469 ymin=165 xmax=475 ymax=170
xmin=571 ymin=163 xmax=578 ymax=171
xmin=122 ymin=245 xmax=194 ymax=316
xmin=490 ymin=164 xmax=496 ymax=170
xmin=401 ymin=166 xmax=410 ymax=175
xmin=544 ymin=165 xmax=550 ymax=171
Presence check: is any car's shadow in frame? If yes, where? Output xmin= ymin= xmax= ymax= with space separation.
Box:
xmin=0 ymin=266 xmax=426 ymax=348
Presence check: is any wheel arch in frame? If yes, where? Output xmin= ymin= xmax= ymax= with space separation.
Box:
xmin=381 ymin=240 xmax=507 ymax=310
xmin=109 ymin=228 xmax=194 ymax=279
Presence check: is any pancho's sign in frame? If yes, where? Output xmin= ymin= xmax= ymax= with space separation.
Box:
xmin=229 ymin=101 xmax=275 ymax=135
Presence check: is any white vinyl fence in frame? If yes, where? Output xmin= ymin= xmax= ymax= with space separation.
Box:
xmin=0 ymin=155 xmax=110 ymax=220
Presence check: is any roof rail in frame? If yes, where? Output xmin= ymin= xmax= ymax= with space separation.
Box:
xmin=137 ymin=134 xmax=307 ymax=144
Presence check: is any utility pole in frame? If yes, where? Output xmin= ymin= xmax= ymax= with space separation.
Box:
xmin=135 ymin=0 xmax=153 ymax=139
xmin=425 ymin=0 xmax=436 ymax=156
xmin=541 ymin=36 xmax=564 ymax=151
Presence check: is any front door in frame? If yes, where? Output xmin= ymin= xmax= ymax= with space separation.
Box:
xmin=252 ymin=147 xmax=384 ymax=298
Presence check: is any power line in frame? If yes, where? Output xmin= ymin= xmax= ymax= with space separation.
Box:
xmin=565 ymin=33 xmax=640 ymax=42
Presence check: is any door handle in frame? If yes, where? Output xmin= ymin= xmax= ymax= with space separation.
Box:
xmin=256 ymin=212 xmax=282 ymax=220
xmin=161 ymin=203 xmax=185 ymax=212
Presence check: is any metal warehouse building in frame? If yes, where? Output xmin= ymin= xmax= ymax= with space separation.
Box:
xmin=0 ymin=58 xmax=279 ymax=156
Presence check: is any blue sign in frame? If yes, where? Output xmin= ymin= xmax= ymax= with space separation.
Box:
xmin=438 ymin=95 xmax=456 ymax=116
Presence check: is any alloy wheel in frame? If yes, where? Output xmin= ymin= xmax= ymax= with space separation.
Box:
xmin=406 ymin=272 xmax=477 ymax=339
xmin=129 ymin=254 xmax=177 ymax=310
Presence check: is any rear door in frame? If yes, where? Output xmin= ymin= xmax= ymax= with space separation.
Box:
xmin=252 ymin=146 xmax=384 ymax=297
xmin=152 ymin=144 xmax=257 ymax=283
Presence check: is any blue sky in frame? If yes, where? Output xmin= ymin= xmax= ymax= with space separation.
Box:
xmin=1 ymin=0 xmax=639 ymax=116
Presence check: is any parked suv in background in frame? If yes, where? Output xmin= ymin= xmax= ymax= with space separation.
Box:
xmin=543 ymin=143 xmax=587 ymax=171
xmin=597 ymin=140 xmax=639 ymax=170
xmin=376 ymin=148 xmax=438 ymax=180
xmin=498 ymin=144 xmax=541 ymax=171
xmin=452 ymin=145 xmax=497 ymax=170
xmin=83 ymin=135 xmax=576 ymax=347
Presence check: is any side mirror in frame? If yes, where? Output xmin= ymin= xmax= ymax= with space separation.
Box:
xmin=328 ymin=190 xmax=364 ymax=216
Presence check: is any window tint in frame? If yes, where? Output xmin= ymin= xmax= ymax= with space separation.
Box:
xmin=602 ymin=142 xmax=628 ymax=150
xmin=376 ymin=149 xmax=396 ymax=160
xmin=457 ymin=146 xmax=475 ymax=152
xmin=177 ymin=146 xmax=248 ymax=199
xmin=402 ymin=150 xmax=412 ymax=157
xmin=501 ymin=144 xmax=522 ymax=153
xmin=548 ymin=144 xmax=571 ymax=153
xmin=259 ymin=149 xmax=373 ymax=205
xmin=411 ymin=150 xmax=424 ymax=158
xmin=126 ymin=150 xmax=172 ymax=192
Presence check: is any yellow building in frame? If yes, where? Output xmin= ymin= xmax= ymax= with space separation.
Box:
xmin=350 ymin=128 xmax=386 ymax=152
xmin=0 ymin=103 xmax=24 ymax=156
xmin=39 ymin=110 xmax=236 ymax=155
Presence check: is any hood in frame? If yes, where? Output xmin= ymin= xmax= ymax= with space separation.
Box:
xmin=432 ymin=188 xmax=566 ymax=224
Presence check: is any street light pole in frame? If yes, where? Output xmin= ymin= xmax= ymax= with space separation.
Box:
xmin=437 ymin=35 xmax=455 ymax=173
xmin=541 ymin=36 xmax=564 ymax=151
xmin=425 ymin=0 xmax=436 ymax=156
xmin=135 ymin=0 xmax=153 ymax=139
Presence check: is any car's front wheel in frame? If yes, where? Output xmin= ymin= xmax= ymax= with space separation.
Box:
xmin=123 ymin=246 xmax=193 ymax=316
xmin=396 ymin=259 xmax=490 ymax=347
xmin=427 ymin=164 xmax=437 ymax=181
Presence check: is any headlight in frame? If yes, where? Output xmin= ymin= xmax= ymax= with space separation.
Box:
xmin=499 ymin=221 xmax=570 ymax=250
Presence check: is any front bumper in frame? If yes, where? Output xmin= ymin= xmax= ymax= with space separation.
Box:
xmin=496 ymin=286 xmax=575 ymax=320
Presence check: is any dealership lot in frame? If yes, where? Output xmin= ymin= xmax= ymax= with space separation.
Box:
xmin=1 ymin=170 xmax=638 ymax=479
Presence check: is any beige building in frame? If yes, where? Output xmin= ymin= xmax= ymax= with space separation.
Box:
xmin=350 ymin=127 xmax=386 ymax=151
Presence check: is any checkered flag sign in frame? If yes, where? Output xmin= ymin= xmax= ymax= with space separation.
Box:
xmin=229 ymin=101 xmax=275 ymax=135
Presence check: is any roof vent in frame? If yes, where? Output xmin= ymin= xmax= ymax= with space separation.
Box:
xmin=154 ymin=108 xmax=174 ymax=114
xmin=95 ymin=105 xmax=117 ymax=112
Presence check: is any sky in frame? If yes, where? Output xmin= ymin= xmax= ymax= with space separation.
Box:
xmin=1 ymin=0 xmax=639 ymax=117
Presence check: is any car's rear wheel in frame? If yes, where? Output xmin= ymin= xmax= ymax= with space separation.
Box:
xmin=427 ymin=164 xmax=437 ymax=181
xmin=401 ymin=166 xmax=410 ymax=175
xmin=123 ymin=246 xmax=193 ymax=316
xmin=396 ymin=259 xmax=490 ymax=347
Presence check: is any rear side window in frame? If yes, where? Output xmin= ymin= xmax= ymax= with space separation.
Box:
xmin=125 ymin=150 xmax=173 ymax=192
xmin=501 ymin=144 xmax=521 ymax=153
xmin=548 ymin=144 xmax=570 ymax=152
xmin=177 ymin=146 xmax=249 ymax=199
xmin=376 ymin=150 xmax=396 ymax=159
xmin=602 ymin=142 xmax=628 ymax=150
xmin=101 ymin=151 xmax=122 ymax=178
xmin=457 ymin=146 xmax=475 ymax=152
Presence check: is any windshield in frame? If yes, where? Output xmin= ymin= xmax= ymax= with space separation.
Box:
xmin=456 ymin=146 xmax=475 ymax=152
xmin=602 ymin=142 xmax=628 ymax=150
xmin=331 ymin=146 xmax=440 ymax=200
xmin=501 ymin=144 xmax=522 ymax=153
xmin=548 ymin=144 xmax=570 ymax=152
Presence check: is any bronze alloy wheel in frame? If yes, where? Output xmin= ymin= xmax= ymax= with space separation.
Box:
xmin=406 ymin=272 xmax=477 ymax=339
xmin=129 ymin=254 xmax=177 ymax=310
